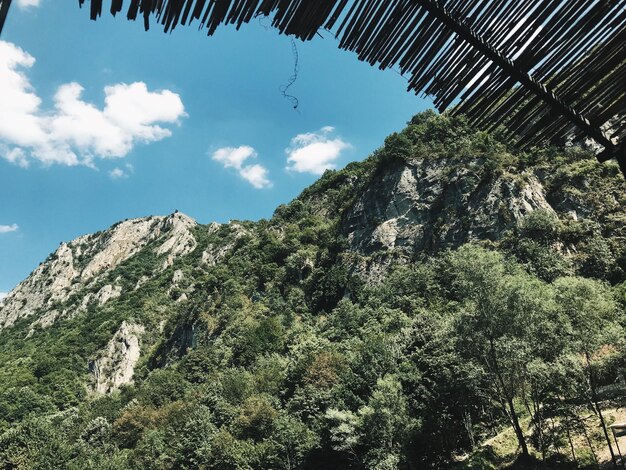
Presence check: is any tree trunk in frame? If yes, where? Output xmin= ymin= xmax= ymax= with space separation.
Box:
xmin=489 ymin=339 xmax=529 ymax=456
xmin=463 ymin=410 xmax=476 ymax=449
xmin=565 ymin=419 xmax=578 ymax=466
xmin=578 ymin=416 xmax=600 ymax=470
xmin=559 ymin=397 xmax=578 ymax=466
xmin=586 ymin=351 xmax=618 ymax=468
xmin=507 ymin=395 xmax=530 ymax=456
xmin=528 ymin=387 xmax=546 ymax=463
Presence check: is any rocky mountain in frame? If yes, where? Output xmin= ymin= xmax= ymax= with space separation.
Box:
xmin=342 ymin=157 xmax=554 ymax=255
xmin=0 ymin=213 xmax=197 ymax=331
xmin=1 ymin=111 xmax=626 ymax=469
xmin=2 ymin=114 xmax=625 ymax=395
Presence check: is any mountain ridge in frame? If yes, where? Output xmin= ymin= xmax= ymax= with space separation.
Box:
xmin=3 ymin=112 xmax=626 ymax=371
xmin=2 ymin=111 xmax=626 ymax=469
xmin=0 ymin=155 xmax=578 ymax=333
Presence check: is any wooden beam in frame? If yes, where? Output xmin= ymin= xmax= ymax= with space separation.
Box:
xmin=17 ymin=0 xmax=626 ymax=176
xmin=0 ymin=0 xmax=12 ymax=36
xmin=418 ymin=0 xmax=618 ymax=157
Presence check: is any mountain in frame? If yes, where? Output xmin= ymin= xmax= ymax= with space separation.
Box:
xmin=0 ymin=212 xmax=198 ymax=332
xmin=1 ymin=111 xmax=626 ymax=470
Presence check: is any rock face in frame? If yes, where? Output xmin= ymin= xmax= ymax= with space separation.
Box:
xmin=0 ymin=213 xmax=198 ymax=331
xmin=1 ymin=146 xmax=621 ymax=396
xmin=77 ymin=284 xmax=124 ymax=312
xmin=90 ymin=321 xmax=145 ymax=394
xmin=0 ymin=156 xmax=595 ymax=332
xmin=158 ymin=212 xmax=198 ymax=269
xmin=0 ymin=242 xmax=79 ymax=331
xmin=201 ymin=223 xmax=248 ymax=267
xmin=343 ymin=158 xmax=555 ymax=256
xmin=80 ymin=218 xmax=160 ymax=281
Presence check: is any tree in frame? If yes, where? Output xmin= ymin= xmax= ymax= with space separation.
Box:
xmin=445 ymin=245 xmax=555 ymax=458
xmin=269 ymin=414 xmax=319 ymax=470
xmin=358 ymin=375 xmax=416 ymax=469
xmin=554 ymin=276 xmax=622 ymax=467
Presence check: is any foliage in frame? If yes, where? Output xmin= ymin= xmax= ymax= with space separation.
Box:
xmin=1 ymin=111 xmax=625 ymax=469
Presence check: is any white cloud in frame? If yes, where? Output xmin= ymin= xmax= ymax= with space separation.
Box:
xmin=109 ymin=168 xmax=126 ymax=179
xmin=240 ymin=164 xmax=272 ymax=189
xmin=16 ymin=0 xmax=40 ymax=9
xmin=212 ymin=145 xmax=256 ymax=170
xmin=286 ymin=127 xmax=351 ymax=175
xmin=109 ymin=163 xmax=134 ymax=180
xmin=0 ymin=292 xmax=7 ymax=301
xmin=211 ymin=146 xmax=272 ymax=189
xmin=0 ymin=41 xmax=186 ymax=168
xmin=0 ymin=224 xmax=18 ymax=233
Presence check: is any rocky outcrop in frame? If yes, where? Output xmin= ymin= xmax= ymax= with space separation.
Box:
xmin=343 ymin=158 xmax=555 ymax=256
xmin=79 ymin=284 xmax=123 ymax=311
xmin=0 ymin=242 xmax=79 ymax=330
xmin=90 ymin=321 xmax=145 ymax=394
xmin=200 ymin=222 xmax=248 ymax=267
xmin=157 ymin=212 xmax=198 ymax=269
xmin=0 ymin=157 xmax=566 ymax=331
xmin=0 ymin=212 xmax=198 ymax=331
xmin=80 ymin=218 xmax=163 ymax=281
xmin=0 ymin=132 xmax=623 ymax=412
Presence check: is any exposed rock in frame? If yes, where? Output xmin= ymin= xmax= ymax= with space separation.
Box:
xmin=79 ymin=293 xmax=95 ymax=311
xmin=349 ymin=254 xmax=397 ymax=286
xmin=201 ymin=223 xmax=247 ymax=267
xmin=0 ymin=150 xmax=609 ymax=338
xmin=0 ymin=242 xmax=79 ymax=330
xmin=134 ymin=276 xmax=149 ymax=291
xmin=77 ymin=284 xmax=122 ymax=312
xmin=90 ymin=321 xmax=145 ymax=394
xmin=201 ymin=244 xmax=232 ymax=267
xmin=81 ymin=218 xmax=161 ymax=281
xmin=157 ymin=212 xmax=198 ymax=269
xmin=27 ymin=309 xmax=63 ymax=336
xmin=343 ymin=159 xmax=555 ymax=256
xmin=0 ymin=213 xmax=197 ymax=332
xmin=202 ymin=244 xmax=233 ymax=266
xmin=172 ymin=269 xmax=184 ymax=284
xmin=95 ymin=284 xmax=123 ymax=306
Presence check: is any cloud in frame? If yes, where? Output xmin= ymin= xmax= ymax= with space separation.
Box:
xmin=109 ymin=168 xmax=126 ymax=179
xmin=286 ymin=127 xmax=351 ymax=175
xmin=109 ymin=163 xmax=134 ymax=180
xmin=16 ymin=0 xmax=40 ymax=8
xmin=240 ymin=164 xmax=272 ymax=189
xmin=0 ymin=224 xmax=18 ymax=233
xmin=211 ymin=146 xmax=272 ymax=189
xmin=212 ymin=145 xmax=256 ymax=170
xmin=0 ymin=41 xmax=186 ymax=168
xmin=0 ymin=292 xmax=7 ymax=302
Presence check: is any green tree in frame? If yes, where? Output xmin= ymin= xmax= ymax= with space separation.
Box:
xmin=446 ymin=245 xmax=554 ymax=458
xmin=554 ymin=276 xmax=622 ymax=467
xmin=359 ymin=375 xmax=416 ymax=469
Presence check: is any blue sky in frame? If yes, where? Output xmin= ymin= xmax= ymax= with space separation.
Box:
xmin=0 ymin=1 xmax=430 ymax=295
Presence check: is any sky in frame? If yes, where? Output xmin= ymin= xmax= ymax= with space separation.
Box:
xmin=0 ymin=0 xmax=431 ymax=296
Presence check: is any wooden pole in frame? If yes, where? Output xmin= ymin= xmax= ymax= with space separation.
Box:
xmin=0 ymin=0 xmax=12 ymax=36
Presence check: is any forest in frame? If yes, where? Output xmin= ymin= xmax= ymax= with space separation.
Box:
xmin=2 ymin=112 xmax=626 ymax=469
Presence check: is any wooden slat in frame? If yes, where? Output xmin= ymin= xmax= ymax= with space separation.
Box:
xmin=0 ymin=0 xmax=11 ymax=36
xmin=25 ymin=0 xmax=626 ymax=172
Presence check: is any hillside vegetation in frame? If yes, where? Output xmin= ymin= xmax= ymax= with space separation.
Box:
xmin=2 ymin=111 xmax=626 ymax=469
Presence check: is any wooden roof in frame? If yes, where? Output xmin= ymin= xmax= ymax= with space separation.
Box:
xmin=0 ymin=0 xmax=10 ymax=36
xmin=1 ymin=0 xmax=625 ymax=170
